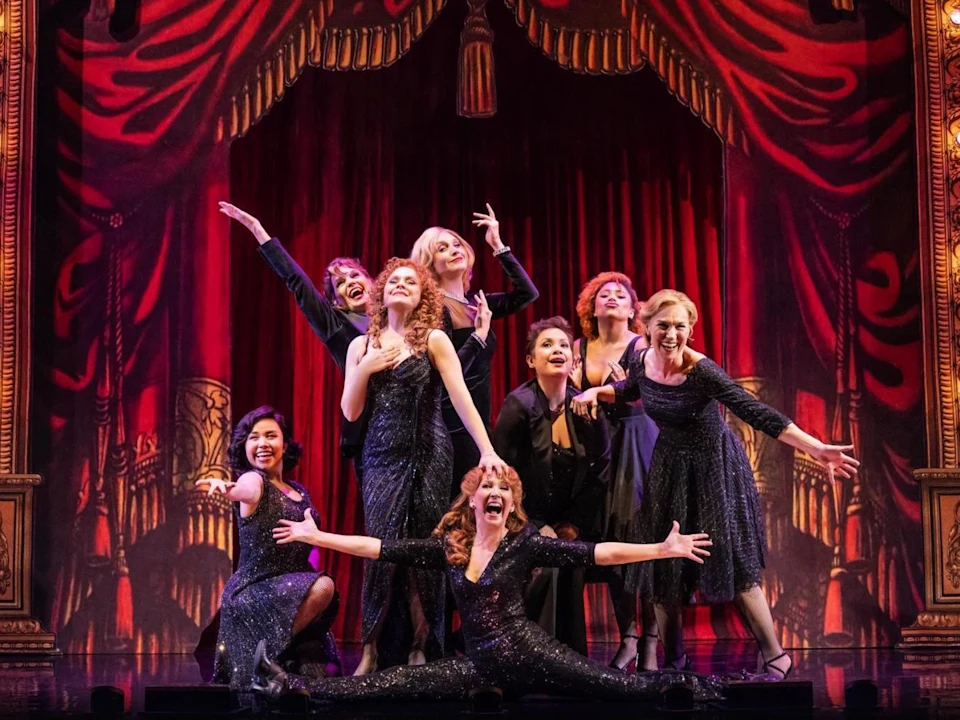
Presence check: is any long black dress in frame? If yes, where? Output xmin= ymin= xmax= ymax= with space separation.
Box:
xmin=281 ymin=527 xmax=719 ymax=702
xmin=613 ymin=353 xmax=791 ymax=605
xmin=579 ymin=336 xmax=659 ymax=589
xmin=360 ymin=352 xmax=453 ymax=667
xmin=259 ymin=239 xmax=368 ymax=461
xmin=213 ymin=479 xmax=339 ymax=687
xmin=441 ymin=250 xmax=538 ymax=498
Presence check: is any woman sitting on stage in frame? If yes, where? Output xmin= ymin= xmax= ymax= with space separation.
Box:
xmin=251 ymin=466 xmax=715 ymax=703
xmin=199 ymin=406 xmax=341 ymax=688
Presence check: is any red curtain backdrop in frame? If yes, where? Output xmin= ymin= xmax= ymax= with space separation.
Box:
xmin=33 ymin=0 xmax=921 ymax=652
xmin=229 ymin=2 xmax=724 ymax=642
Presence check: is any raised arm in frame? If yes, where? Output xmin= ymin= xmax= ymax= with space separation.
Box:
xmin=219 ymin=202 xmax=345 ymax=349
xmin=471 ymin=204 xmax=539 ymax=318
xmin=273 ymin=510 xmax=446 ymax=568
xmin=341 ymin=336 xmax=401 ymax=422
xmin=196 ymin=470 xmax=263 ymax=513
xmin=428 ymin=330 xmax=508 ymax=475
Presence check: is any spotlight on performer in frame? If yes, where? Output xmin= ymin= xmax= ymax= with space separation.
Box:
xmin=844 ymin=679 xmax=879 ymax=717
xmin=90 ymin=685 xmax=124 ymax=717
xmin=467 ymin=686 xmax=504 ymax=714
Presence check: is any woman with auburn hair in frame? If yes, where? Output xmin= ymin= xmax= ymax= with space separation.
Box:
xmin=572 ymin=272 xmax=660 ymax=671
xmin=252 ymin=467 xmax=717 ymax=704
xmin=341 ymin=258 xmax=509 ymax=675
xmin=573 ymin=289 xmax=859 ymax=681
xmin=410 ymin=204 xmax=539 ymax=500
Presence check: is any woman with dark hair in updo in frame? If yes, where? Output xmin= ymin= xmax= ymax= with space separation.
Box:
xmin=198 ymin=405 xmax=341 ymax=687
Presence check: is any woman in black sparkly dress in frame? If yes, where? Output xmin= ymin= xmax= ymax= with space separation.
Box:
xmin=492 ymin=317 xmax=610 ymax=656
xmin=572 ymin=289 xmax=859 ymax=680
xmin=254 ymin=466 xmax=715 ymax=703
xmin=341 ymin=258 xmax=509 ymax=674
xmin=572 ymin=272 xmax=660 ymax=671
xmin=199 ymin=406 xmax=340 ymax=688
xmin=218 ymin=201 xmax=372 ymax=468
xmin=410 ymin=204 xmax=539 ymax=500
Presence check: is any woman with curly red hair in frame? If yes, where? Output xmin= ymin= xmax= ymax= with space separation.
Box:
xmin=254 ymin=467 xmax=715 ymax=704
xmin=573 ymin=272 xmax=660 ymax=671
xmin=341 ymin=258 xmax=509 ymax=675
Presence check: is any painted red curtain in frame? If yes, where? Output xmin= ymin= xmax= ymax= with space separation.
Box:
xmin=229 ymin=4 xmax=724 ymax=641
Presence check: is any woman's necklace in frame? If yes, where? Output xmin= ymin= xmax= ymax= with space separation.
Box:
xmin=549 ymin=403 xmax=565 ymax=423
xmin=442 ymin=290 xmax=470 ymax=305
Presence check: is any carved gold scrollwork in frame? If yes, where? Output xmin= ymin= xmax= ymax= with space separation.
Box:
xmin=171 ymin=378 xmax=231 ymax=494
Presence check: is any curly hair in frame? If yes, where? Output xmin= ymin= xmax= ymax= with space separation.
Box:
xmin=322 ymin=257 xmax=373 ymax=307
xmin=410 ymin=227 xmax=476 ymax=293
xmin=227 ymin=405 xmax=303 ymax=474
xmin=432 ymin=467 xmax=529 ymax=566
xmin=366 ymin=258 xmax=444 ymax=355
xmin=575 ymin=272 xmax=644 ymax=341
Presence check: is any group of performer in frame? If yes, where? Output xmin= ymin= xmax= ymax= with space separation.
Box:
xmin=198 ymin=201 xmax=859 ymax=704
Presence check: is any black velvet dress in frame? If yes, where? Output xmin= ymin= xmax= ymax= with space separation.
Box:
xmin=213 ymin=479 xmax=339 ymax=687
xmin=440 ymin=250 xmax=539 ymax=498
xmin=360 ymin=353 xmax=453 ymax=667
xmin=579 ymin=336 xmax=659 ymax=589
xmin=282 ymin=527 xmax=719 ymax=702
xmin=613 ymin=353 xmax=791 ymax=605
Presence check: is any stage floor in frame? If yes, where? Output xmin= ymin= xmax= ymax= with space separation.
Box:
xmin=1 ymin=642 xmax=959 ymax=718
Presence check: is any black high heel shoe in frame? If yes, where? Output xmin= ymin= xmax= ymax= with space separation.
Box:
xmin=664 ymin=652 xmax=691 ymax=671
xmin=251 ymin=639 xmax=288 ymax=698
xmin=608 ymin=633 xmax=641 ymax=670
xmin=759 ymin=651 xmax=793 ymax=681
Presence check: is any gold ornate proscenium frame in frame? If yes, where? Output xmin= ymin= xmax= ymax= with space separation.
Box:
xmin=0 ymin=0 xmax=58 ymax=656
xmin=897 ymin=0 xmax=960 ymax=653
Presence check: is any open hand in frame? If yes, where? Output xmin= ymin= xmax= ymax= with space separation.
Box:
xmin=273 ymin=509 xmax=320 ymax=546
xmin=479 ymin=452 xmax=508 ymax=478
xmin=196 ymin=477 xmax=236 ymax=497
xmin=218 ymin=201 xmax=270 ymax=245
xmin=661 ymin=521 xmax=712 ymax=564
xmin=571 ymin=388 xmax=601 ymax=420
xmin=359 ymin=344 xmax=404 ymax=374
xmin=607 ymin=360 xmax=627 ymax=382
xmin=812 ymin=443 xmax=859 ymax=482
xmin=472 ymin=203 xmax=503 ymax=251
xmin=470 ymin=290 xmax=492 ymax=341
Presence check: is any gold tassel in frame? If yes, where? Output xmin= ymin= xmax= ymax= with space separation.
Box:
xmin=458 ymin=0 xmax=496 ymax=118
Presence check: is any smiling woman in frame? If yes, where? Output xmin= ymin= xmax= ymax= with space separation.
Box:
xmin=253 ymin=466 xmax=716 ymax=704
xmin=196 ymin=405 xmax=341 ymax=687
xmin=340 ymin=258 xmax=509 ymax=675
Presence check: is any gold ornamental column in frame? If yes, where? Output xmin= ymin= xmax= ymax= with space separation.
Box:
xmin=0 ymin=0 xmax=58 ymax=656
xmin=898 ymin=0 xmax=960 ymax=654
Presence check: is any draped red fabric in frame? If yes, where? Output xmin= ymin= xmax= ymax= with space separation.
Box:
xmin=229 ymin=3 xmax=724 ymax=642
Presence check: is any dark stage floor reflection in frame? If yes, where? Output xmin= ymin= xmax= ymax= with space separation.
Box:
xmin=2 ymin=642 xmax=959 ymax=718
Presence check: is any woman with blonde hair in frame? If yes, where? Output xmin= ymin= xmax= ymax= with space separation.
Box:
xmin=252 ymin=466 xmax=716 ymax=703
xmin=572 ymin=272 xmax=660 ymax=671
xmin=341 ymin=258 xmax=508 ymax=675
xmin=573 ymin=289 xmax=859 ymax=680
xmin=410 ymin=204 xmax=539 ymax=499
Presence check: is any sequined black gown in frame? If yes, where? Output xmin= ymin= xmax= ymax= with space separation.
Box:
xmin=613 ymin=353 xmax=791 ymax=605
xmin=360 ymin=353 xmax=453 ymax=666
xmin=281 ymin=526 xmax=718 ymax=702
xmin=213 ymin=479 xmax=339 ymax=687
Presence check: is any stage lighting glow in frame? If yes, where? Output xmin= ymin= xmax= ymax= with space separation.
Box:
xmin=951 ymin=8 xmax=960 ymax=25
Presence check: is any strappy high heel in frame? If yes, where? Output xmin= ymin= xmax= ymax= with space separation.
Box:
xmin=251 ymin=640 xmax=287 ymax=698
xmin=664 ymin=652 xmax=690 ymax=671
xmin=759 ymin=651 xmax=793 ymax=681
xmin=608 ymin=633 xmax=641 ymax=670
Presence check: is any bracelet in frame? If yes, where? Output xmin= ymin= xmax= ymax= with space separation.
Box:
xmin=471 ymin=332 xmax=488 ymax=348
xmin=492 ymin=245 xmax=511 ymax=257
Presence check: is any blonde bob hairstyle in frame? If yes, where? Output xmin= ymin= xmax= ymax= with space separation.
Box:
xmin=639 ymin=289 xmax=699 ymax=340
xmin=410 ymin=227 xmax=476 ymax=293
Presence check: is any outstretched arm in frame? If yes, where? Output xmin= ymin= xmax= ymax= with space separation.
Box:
xmin=428 ymin=330 xmax=508 ymax=476
xmin=595 ymin=522 xmax=711 ymax=566
xmin=273 ymin=510 xmax=446 ymax=567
